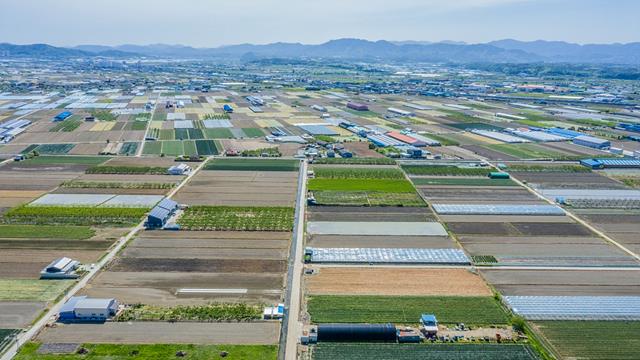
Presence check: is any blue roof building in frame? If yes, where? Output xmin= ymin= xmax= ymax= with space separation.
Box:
xmin=54 ymin=111 xmax=72 ymax=122
xmin=581 ymin=158 xmax=640 ymax=169
xmin=146 ymin=198 xmax=179 ymax=228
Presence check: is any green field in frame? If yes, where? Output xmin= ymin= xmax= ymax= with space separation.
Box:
xmin=422 ymin=134 xmax=460 ymax=146
xmin=535 ymin=321 xmax=640 ymax=360
xmin=410 ymin=177 xmax=517 ymax=187
xmin=91 ymin=110 xmax=117 ymax=121
xmin=142 ymin=141 xmax=162 ymax=155
xmin=307 ymin=296 xmax=509 ymax=325
xmin=161 ymin=141 xmax=184 ymax=156
xmin=448 ymin=122 xmax=504 ymax=131
xmin=118 ymin=142 xmax=138 ymax=156
xmin=21 ymin=156 xmax=108 ymax=166
xmin=5 ymin=206 xmax=149 ymax=226
xmin=313 ymin=190 xmax=424 ymax=207
xmin=187 ymin=128 xmax=205 ymax=139
xmin=506 ymin=164 xmax=591 ymax=173
xmin=131 ymin=121 xmax=148 ymax=131
xmin=159 ymin=129 xmax=175 ymax=140
xmin=402 ymin=165 xmax=493 ymax=177
xmin=183 ymin=140 xmax=198 ymax=156
xmin=179 ymin=206 xmax=294 ymax=231
xmin=174 ymin=128 xmax=189 ymax=140
xmin=0 ymin=280 xmax=73 ymax=301
xmin=484 ymin=143 xmax=569 ymax=160
xmin=49 ymin=119 xmax=82 ymax=132
xmin=309 ymin=179 xmax=415 ymax=192
xmin=314 ymin=167 xmax=404 ymax=179
xmin=312 ymin=344 xmax=539 ymax=360
xmin=117 ymin=303 xmax=261 ymax=322
xmin=204 ymin=128 xmax=234 ymax=139
xmin=313 ymin=157 xmax=396 ymax=165
xmin=16 ymin=343 xmax=277 ymax=360
xmin=86 ymin=166 xmax=167 ymax=175
xmin=241 ymin=128 xmax=264 ymax=137
xmin=205 ymin=158 xmax=299 ymax=171
xmin=0 ymin=225 xmax=95 ymax=239
xmin=34 ymin=144 xmax=75 ymax=155
xmin=194 ymin=139 xmax=220 ymax=155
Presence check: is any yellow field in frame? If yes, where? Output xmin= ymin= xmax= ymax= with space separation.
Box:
xmin=255 ymin=119 xmax=282 ymax=127
xmin=90 ymin=122 xmax=116 ymax=131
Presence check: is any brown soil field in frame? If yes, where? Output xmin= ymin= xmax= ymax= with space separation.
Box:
xmin=418 ymin=187 xmax=540 ymax=202
xmin=83 ymin=271 xmax=283 ymax=305
xmin=121 ymin=247 xmax=288 ymax=260
xmin=439 ymin=215 xmax=574 ymax=223
xmin=461 ymin=145 xmax=519 ymax=161
xmin=482 ymin=269 xmax=640 ymax=296
xmin=0 ymin=170 xmax=79 ymax=190
xmin=342 ymin=141 xmax=387 ymax=158
xmin=109 ymin=258 xmax=286 ymax=273
xmin=306 ymin=267 xmax=491 ymax=296
xmin=67 ymin=143 xmax=105 ymax=155
xmin=174 ymin=170 xmax=297 ymax=206
xmin=306 ymin=235 xmax=455 ymax=249
xmin=0 ymin=190 xmax=45 ymax=207
xmin=0 ymin=239 xmax=113 ymax=250
xmin=512 ymin=171 xmax=625 ymax=189
xmin=448 ymin=222 xmax=593 ymax=236
xmin=308 ymin=206 xmax=436 ymax=222
xmin=37 ymin=322 xmax=280 ymax=345
xmin=0 ymin=301 xmax=45 ymax=328
xmin=77 ymin=174 xmax=181 ymax=183
xmin=0 ymin=249 xmax=104 ymax=278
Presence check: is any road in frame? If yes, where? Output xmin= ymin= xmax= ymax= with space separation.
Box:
xmin=136 ymin=93 xmax=159 ymax=157
xmin=279 ymin=160 xmax=307 ymax=360
xmin=0 ymin=156 xmax=208 ymax=360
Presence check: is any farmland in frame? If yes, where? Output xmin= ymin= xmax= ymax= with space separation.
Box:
xmin=178 ymin=206 xmax=295 ymax=231
xmin=311 ymin=344 xmax=539 ymax=360
xmin=4 ymin=205 xmax=149 ymax=226
xmin=534 ymin=321 xmax=640 ymax=360
xmin=313 ymin=167 xmax=405 ymax=179
xmin=117 ymin=303 xmax=262 ymax=322
xmin=411 ymin=178 xmax=516 ymax=186
xmin=15 ymin=342 xmax=277 ymax=360
xmin=484 ymin=143 xmax=571 ymax=160
xmin=313 ymin=157 xmax=396 ymax=165
xmin=61 ymin=181 xmax=176 ymax=190
xmin=0 ymin=280 xmax=73 ymax=301
xmin=86 ymin=166 xmax=168 ymax=175
xmin=307 ymin=295 xmax=509 ymax=325
xmin=0 ymin=225 xmax=95 ymax=239
xmin=21 ymin=156 xmax=108 ymax=166
xmin=204 ymin=158 xmax=300 ymax=172
xmin=308 ymin=179 xmax=415 ymax=192
xmin=402 ymin=165 xmax=493 ymax=176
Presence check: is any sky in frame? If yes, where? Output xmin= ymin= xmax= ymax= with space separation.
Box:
xmin=0 ymin=0 xmax=638 ymax=47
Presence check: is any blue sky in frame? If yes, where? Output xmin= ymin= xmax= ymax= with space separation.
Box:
xmin=0 ymin=0 xmax=637 ymax=46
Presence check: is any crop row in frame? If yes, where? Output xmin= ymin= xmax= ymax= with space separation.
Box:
xmin=204 ymin=158 xmax=299 ymax=172
xmin=309 ymin=179 xmax=416 ymax=193
xmin=117 ymin=303 xmax=262 ymax=322
xmin=313 ymin=191 xmax=424 ymax=207
xmin=86 ymin=166 xmax=168 ymax=175
xmin=313 ymin=167 xmax=404 ymax=179
xmin=312 ymin=344 xmax=539 ymax=360
xmin=402 ymin=165 xmax=493 ymax=177
xmin=313 ymin=157 xmax=396 ymax=165
xmin=4 ymin=206 xmax=148 ymax=226
xmin=178 ymin=206 xmax=294 ymax=231
xmin=61 ymin=181 xmax=176 ymax=190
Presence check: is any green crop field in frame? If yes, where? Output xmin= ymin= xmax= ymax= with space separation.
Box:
xmin=410 ymin=177 xmax=517 ymax=187
xmin=61 ymin=181 xmax=175 ymax=190
xmin=1 ymin=329 xmax=18 ymax=352
xmin=309 ymin=179 xmax=415 ymax=192
xmin=91 ymin=110 xmax=117 ymax=121
xmin=313 ymin=190 xmax=424 ymax=207
xmin=422 ymin=134 xmax=460 ymax=146
xmin=118 ymin=142 xmax=138 ymax=156
xmin=22 ymin=156 xmax=108 ymax=166
xmin=507 ymin=164 xmax=590 ymax=173
xmin=117 ymin=303 xmax=261 ymax=322
xmin=0 ymin=225 xmax=95 ymax=239
xmin=484 ymin=143 xmax=569 ymax=160
xmin=447 ymin=122 xmax=504 ymax=131
xmin=183 ymin=140 xmax=198 ymax=155
xmin=308 ymin=296 xmax=509 ymax=325
xmin=205 ymin=158 xmax=299 ymax=171
xmin=535 ymin=321 xmax=640 ymax=360
xmin=241 ymin=128 xmax=264 ymax=137
xmin=313 ymin=157 xmax=397 ymax=165
xmin=188 ymin=128 xmax=204 ymax=139
xmin=0 ymin=280 xmax=73 ymax=301
xmin=34 ymin=144 xmax=75 ymax=155
xmin=86 ymin=165 xmax=167 ymax=175
xmin=179 ymin=206 xmax=294 ymax=231
xmin=312 ymin=344 xmax=539 ymax=360
xmin=314 ymin=167 xmax=404 ymax=179
xmin=161 ymin=141 xmax=184 ymax=156
xmin=16 ymin=343 xmax=277 ymax=360
xmin=142 ymin=141 xmax=162 ymax=155
xmin=131 ymin=121 xmax=148 ymax=131
xmin=174 ymin=128 xmax=189 ymax=140
xmin=159 ymin=129 xmax=175 ymax=140
xmin=5 ymin=206 xmax=148 ymax=226
xmin=49 ymin=119 xmax=82 ymax=132
xmin=402 ymin=165 xmax=493 ymax=177
xmin=205 ymin=128 xmax=234 ymax=139
xmin=195 ymin=139 xmax=220 ymax=155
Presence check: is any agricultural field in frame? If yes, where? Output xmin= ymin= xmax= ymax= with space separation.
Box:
xmin=16 ymin=342 xmax=277 ymax=360
xmin=116 ymin=303 xmax=262 ymax=322
xmin=312 ymin=190 xmax=425 ymax=206
xmin=411 ymin=177 xmax=516 ymax=187
xmin=0 ymin=225 xmax=95 ymax=239
xmin=313 ymin=167 xmax=404 ymax=179
xmin=311 ymin=343 xmax=539 ymax=360
xmin=308 ymin=179 xmax=415 ymax=192
xmin=307 ymin=295 xmax=509 ymax=325
xmin=4 ymin=205 xmax=149 ymax=226
xmin=86 ymin=165 xmax=168 ymax=175
xmin=484 ymin=143 xmax=572 ymax=160
xmin=402 ymin=165 xmax=493 ymax=177
xmin=312 ymin=157 xmax=396 ymax=165
xmin=178 ymin=206 xmax=294 ymax=231
xmin=0 ymin=280 xmax=73 ymax=301
xmin=20 ymin=156 xmax=109 ymax=166
xmin=534 ymin=321 xmax=640 ymax=360
xmin=61 ymin=181 xmax=176 ymax=190
xmin=204 ymin=158 xmax=300 ymax=171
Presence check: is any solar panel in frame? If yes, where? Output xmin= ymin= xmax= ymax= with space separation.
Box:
xmin=309 ymin=248 xmax=470 ymax=265
xmin=432 ymin=204 xmax=565 ymax=215
xmin=504 ymin=296 xmax=640 ymax=320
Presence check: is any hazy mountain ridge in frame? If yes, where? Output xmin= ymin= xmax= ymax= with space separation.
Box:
xmin=2 ymin=39 xmax=640 ymax=64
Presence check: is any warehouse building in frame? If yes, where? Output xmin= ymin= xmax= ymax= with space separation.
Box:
xmin=347 ymin=102 xmax=369 ymax=112
xmin=386 ymin=131 xmax=427 ymax=147
xmin=58 ymin=296 xmax=119 ymax=322
xmin=580 ymin=158 xmax=640 ymax=169
xmin=146 ymin=198 xmax=179 ymax=229
xmin=573 ymin=135 xmax=610 ymax=150
xmin=40 ymin=257 xmax=80 ymax=279
xmin=168 ymin=163 xmax=191 ymax=175
xmin=54 ymin=111 xmax=72 ymax=121
xmin=388 ymin=107 xmax=414 ymax=117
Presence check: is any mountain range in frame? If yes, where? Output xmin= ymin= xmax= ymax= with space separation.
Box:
xmin=1 ymin=39 xmax=639 ymax=64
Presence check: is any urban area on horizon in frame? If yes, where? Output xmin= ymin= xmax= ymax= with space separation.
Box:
xmin=1 ymin=1 xmax=640 ymax=360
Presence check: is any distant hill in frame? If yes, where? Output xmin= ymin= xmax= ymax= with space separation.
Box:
xmin=3 ymin=39 xmax=640 ymax=64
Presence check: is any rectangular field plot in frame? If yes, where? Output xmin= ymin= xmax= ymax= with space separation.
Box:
xmin=308 ymin=206 xmax=436 ymax=222
xmin=142 ymin=141 xmax=162 ymax=155
xmin=30 ymin=194 xmax=163 ymax=207
xmin=313 ymin=190 xmax=425 ymax=207
xmin=0 ymin=302 xmax=44 ymax=328
xmin=0 ymin=280 xmax=73 ymax=301
xmin=307 ymin=295 xmax=509 ymax=324
xmin=504 ymin=296 xmax=640 ymax=320
xmin=204 ymin=158 xmax=299 ymax=172
xmin=307 ymin=222 xmax=447 ymax=236
xmin=306 ymin=268 xmax=491 ymax=296
xmin=34 ymin=144 xmax=75 ymax=155
xmin=534 ymin=321 xmax=640 ymax=360
xmin=311 ymin=344 xmax=539 ymax=360
xmin=178 ymin=206 xmax=294 ymax=231
xmin=308 ymin=248 xmax=469 ymax=265
xmin=432 ymin=204 xmax=565 ymax=216
xmin=411 ymin=177 xmax=517 ymax=187
xmin=194 ymin=139 xmax=219 ymax=155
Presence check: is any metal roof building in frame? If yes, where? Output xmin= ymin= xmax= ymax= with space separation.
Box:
xmin=298 ymin=124 xmax=339 ymax=136
xmin=386 ymin=131 xmax=427 ymax=147
xmin=146 ymin=198 xmax=179 ymax=229
xmin=581 ymin=158 xmax=640 ymax=169
xmin=59 ymin=296 xmax=119 ymax=322
xmin=471 ymin=130 xmax=531 ymax=144
xmin=40 ymin=257 xmax=80 ymax=279
xmin=504 ymin=296 xmax=640 ymax=320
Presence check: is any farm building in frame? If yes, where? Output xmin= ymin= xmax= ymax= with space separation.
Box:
xmin=471 ymin=129 xmax=530 ymax=144
xmin=386 ymin=131 xmax=427 ymax=147
xmin=580 ymin=158 xmax=640 ymax=169
xmin=573 ymin=135 xmax=610 ymax=150
xmin=263 ymin=303 xmax=285 ymax=320
xmin=223 ymin=104 xmax=234 ymax=113
xmin=54 ymin=111 xmax=72 ymax=121
xmin=246 ymin=96 xmax=265 ymax=106
xmin=311 ymin=104 xmax=327 ymax=112
xmin=58 ymin=296 xmax=119 ymax=322
xmin=146 ymin=198 xmax=179 ymax=229
xmin=168 ymin=163 xmax=191 ymax=175
xmin=347 ymin=102 xmax=369 ymax=112
xmin=388 ymin=107 xmax=414 ymax=117
xmin=40 ymin=257 xmax=80 ymax=279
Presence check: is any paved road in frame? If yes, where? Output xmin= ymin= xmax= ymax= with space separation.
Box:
xmin=0 ymin=157 xmax=208 ymax=360
xmin=279 ymin=160 xmax=307 ymax=360
xmin=136 ymin=94 xmax=159 ymax=157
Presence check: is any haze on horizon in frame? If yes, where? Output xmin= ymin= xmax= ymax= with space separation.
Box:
xmin=1 ymin=0 xmax=638 ymax=47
